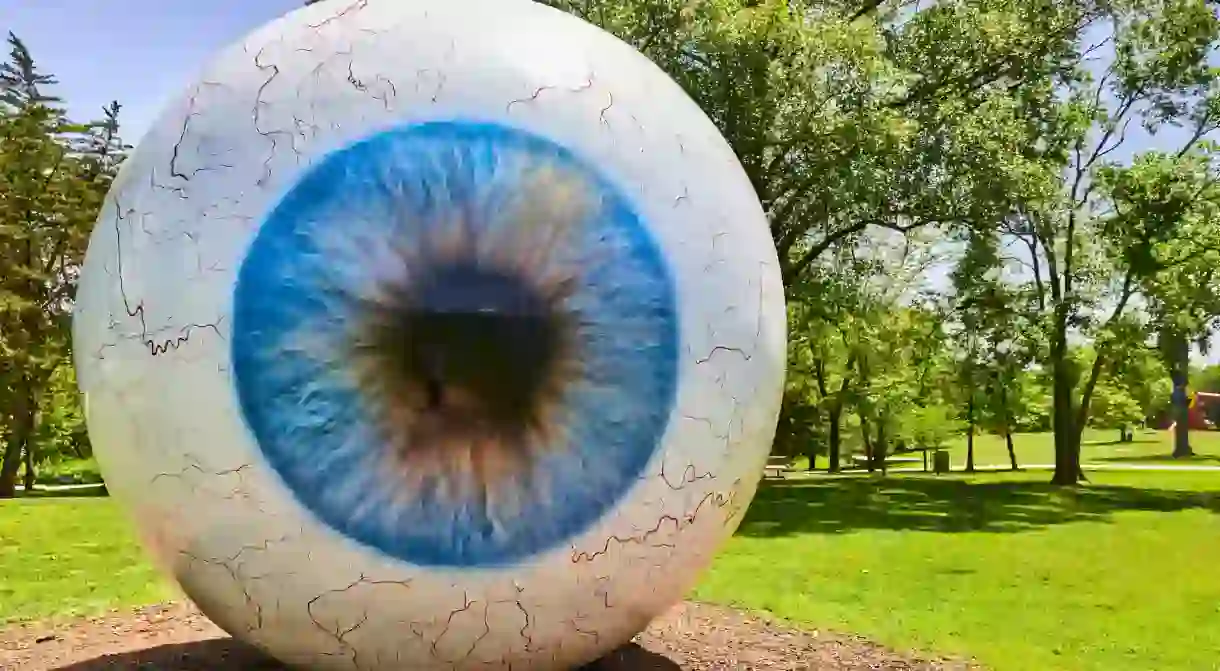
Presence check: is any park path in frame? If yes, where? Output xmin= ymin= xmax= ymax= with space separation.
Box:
xmin=882 ymin=462 xmax=1220 ymax=474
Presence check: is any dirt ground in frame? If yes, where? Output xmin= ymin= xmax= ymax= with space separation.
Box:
xmin=0 ymin=601 xmax=975 ymax=670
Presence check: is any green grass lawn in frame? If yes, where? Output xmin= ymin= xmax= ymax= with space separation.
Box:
xmin=796 ymin=429 xmax=1220 ymax=472
xmin=938 ymin=429 xmax=1220 ymax=470
xmin=0 ymin=489 xmax=171 ymax=623
xmin=3 ymin=462 xmax=1220 ymax=671
xmin=695 ymin=469 xmax=1220 ymax=671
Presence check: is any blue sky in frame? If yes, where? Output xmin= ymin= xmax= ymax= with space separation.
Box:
xmin=1 ymin=0 xmax=301 ymax=140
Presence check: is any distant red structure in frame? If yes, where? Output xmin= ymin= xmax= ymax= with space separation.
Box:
xmin=1159 ymin=392 xmax=1220 ymax=430
xmin=1187 ymin=392 xmax=1220 ymax=430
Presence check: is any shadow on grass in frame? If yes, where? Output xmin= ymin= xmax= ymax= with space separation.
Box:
xmin=1083 ymin=436 xmax=1161 ymax=447
xmin=14 ymin=484 xmax=108 ymax=499
xmin=739 ymin=475 xmax=1220 ymax=537
xmin=52 ymin=640 xmax=676 ymax=670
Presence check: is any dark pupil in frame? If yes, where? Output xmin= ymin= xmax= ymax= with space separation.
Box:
xmin=402 ymin=263 xmax=560 ymax=426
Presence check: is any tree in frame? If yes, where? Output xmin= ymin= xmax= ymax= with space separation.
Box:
xmin=1138 ymin=182 xmax=1220 ymax=454
xmin=778 ymin=296 xmax=829 ymax=467
xmin=830 ymin=232 xmax=953 ymax=474
xmin=863 ymin=302 xmax=953 ymax=473
xmin=538 ymin=0 xmax=1220 ymax=482
xmin=539 ymin=0 xmax=1104 ymax=284
xmin=1090 ymin=380 xmax=1145 ymax=441
xmin=949 ymin=224 xmax=1046 ymax=471
xmin=788 ymin=226 xmax=955 ymax=473
xmin=0 ymin=33 xmax=125 ymax=497
xmin=901 ymin=403 xmax=964 ymax=457
xmin=997 ymin=0 xmax=1220 ymax=484
xmin=1200 ymin=364 xmax=1220 ymax=393
xmin=787 ymin=249 xmax=874 ymax=472
xmin=1106 ymin=320 xmax=1173 ymax=434
xmin=950 ymin=230 xmax=1006 ymax=472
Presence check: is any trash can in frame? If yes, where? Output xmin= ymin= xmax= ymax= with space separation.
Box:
xmin=932 ymin=450 xmax=950 ymax=474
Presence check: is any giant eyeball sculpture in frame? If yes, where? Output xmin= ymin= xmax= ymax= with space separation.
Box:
xmin=72 ymin=0 xmax=785 ymax=668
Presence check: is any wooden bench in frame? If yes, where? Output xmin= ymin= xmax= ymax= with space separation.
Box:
xmin=763 ymin=455 xmax=795 ymax=479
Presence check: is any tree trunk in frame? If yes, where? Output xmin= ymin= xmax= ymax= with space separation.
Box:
xmin=814 ymin=358 xmax=837 ymax=473
xmin=827 ymin=404 xmax=842 ymax=473
xmin=1171 ymin=365 xmax=1193 ymax=458
xmin=1048 ymin=295 xmax=1086 ymax=485
xmin=1173 ymin=399 xmax=1193 ymax=457
xmin=803 ymin=407 xmax=820 ymax=472
xmin=998 ymin=382 xmax=1018 ymax=470
xmin=1072 ymin=351 xmax=1112 ymax=482
xmin=1160 ymin=329 xmax=1193 ymax=458
xmin=1050 ymin=355 xmax=1081 ymax=485
xmin=965 ymin=394 xmax=976 ymax=473
xmin=0 ymin=440 xmax=20 ymax=499
xmin=860 ymin=412 xmax=874 ymax=473
xmin=876 ymin=419 xmax=888 ymax=476
xmin=22 ymin=443 xmax=35 ymax=492
xmin=0 ymin=377 xmax=34 ymax=498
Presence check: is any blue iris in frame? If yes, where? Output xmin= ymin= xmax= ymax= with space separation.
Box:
xmin=230 ymin=121 xmax=679 ymax=568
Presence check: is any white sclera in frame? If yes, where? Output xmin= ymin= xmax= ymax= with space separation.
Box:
xmin=71 ymin=0 xmax=787 ymax=668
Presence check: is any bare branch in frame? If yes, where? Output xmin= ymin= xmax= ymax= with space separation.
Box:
xmin=849 ymin=0 xmax=887 ymax=21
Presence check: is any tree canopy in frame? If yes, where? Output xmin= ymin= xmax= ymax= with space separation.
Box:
xmin=0 ymin=32 xmax=127 ymax=496
xmin=542 ymin=0 xmax=1220 ymax=482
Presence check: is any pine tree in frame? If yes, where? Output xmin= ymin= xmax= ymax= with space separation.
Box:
xmin=0 ymin=33 xmax=126 ymax=497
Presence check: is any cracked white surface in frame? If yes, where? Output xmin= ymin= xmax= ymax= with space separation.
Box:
xmin=71 ymin=0 xmax=786 ymax=669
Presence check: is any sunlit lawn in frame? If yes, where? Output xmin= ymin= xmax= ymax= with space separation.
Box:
xmin=696 ymin=469 xmax=1220 ymax=671
xmin=0 ymin=489 xmax=171 ymax=624
xmin=4 ymin=459 xmax=1220 ymax=671
xmin=940 ymin=429 xmax=1220 ymax=469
